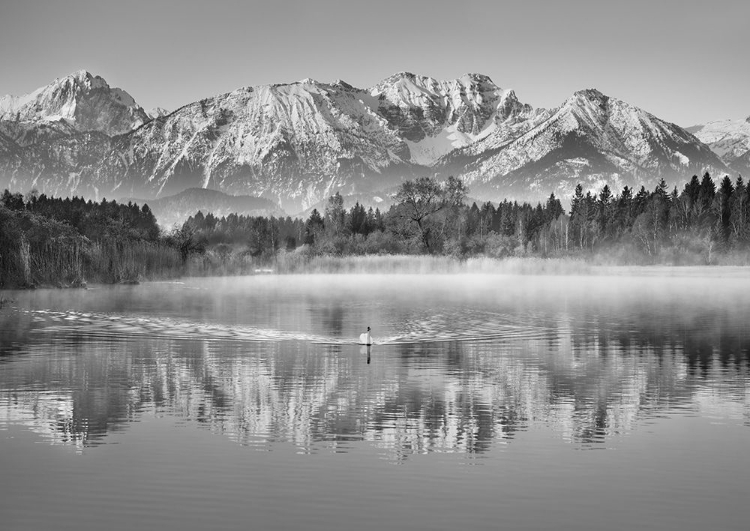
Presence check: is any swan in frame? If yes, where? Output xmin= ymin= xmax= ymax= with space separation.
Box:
xmin=359 ymin=327 xmax=372 ymax=345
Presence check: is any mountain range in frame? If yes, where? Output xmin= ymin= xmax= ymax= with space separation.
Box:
xmin=687 ymin=117 xmax=750 ymax=179
xmin=0 ymin=70 xmax=745 ymax=216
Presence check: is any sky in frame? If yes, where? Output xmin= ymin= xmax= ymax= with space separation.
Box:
xmin=0 ymin=0 xmax=748 ymax=126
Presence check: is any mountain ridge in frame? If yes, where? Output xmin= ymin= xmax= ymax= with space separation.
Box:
xmin=687 ymin=116 xmax=750 ymax=178
xmin=0 ymin=70 xmax=733 ymax=214
xmin=0 ymin=70 xmax=150 ymax=136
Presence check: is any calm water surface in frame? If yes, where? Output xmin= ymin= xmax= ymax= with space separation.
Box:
xmin=1 ymin=272 xmax=748 ymax=530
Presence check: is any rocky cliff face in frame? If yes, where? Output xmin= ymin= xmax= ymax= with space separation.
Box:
xmin=0 ymin=70 xmax=731 ymax=213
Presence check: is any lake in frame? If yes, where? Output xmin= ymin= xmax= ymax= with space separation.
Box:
xmin=1 ymin=272 xmax=748 ymax=531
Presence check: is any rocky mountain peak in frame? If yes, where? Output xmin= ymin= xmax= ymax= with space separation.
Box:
xmin=571 ymin=88 xmax=609 ymax=107
xmin=147 ymin=107 xmax=169 ymax=120
xmin=459 ymin=72 xmax=493 ymax=83
xmin=0 ymin=70 xmax=733 ymax=214
xmin=332 ymin=79 xmax=354 ymax=90
xmin=0 ymin=70 xmax=149 ymax=136
xmin=369 ymin=71 xmax=512 ymax=143
xmin=382 ymin=71 xmax=417 ymax=83
xmin=69 ymin=69 xmax=107 ymax=88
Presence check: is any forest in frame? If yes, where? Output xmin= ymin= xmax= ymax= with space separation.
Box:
xmin=181 ymin=172 xmax=750 ymax=271
xmin=1 ymin=171 xmax=748 ymax=287
xmin=0 ymin=191 xmax=189 ymax=287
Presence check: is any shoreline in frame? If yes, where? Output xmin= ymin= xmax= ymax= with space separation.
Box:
xmin=3 ymin=257 xmax=750 ymax=291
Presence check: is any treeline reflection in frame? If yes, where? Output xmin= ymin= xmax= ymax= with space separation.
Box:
xmin=1 ymin=310 xmax=748 ymax=457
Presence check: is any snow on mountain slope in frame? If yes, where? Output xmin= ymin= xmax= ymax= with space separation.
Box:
xmin=687 ymin=116 xmax=750 ymax=176
xmin=147 ymin=107 xmax=170 ymax=120
xmin=0 ymin=70 xmax=149 ymax=136
xmin=0 ymin=119 xmax=80 ymax=148
xmin=96 ymin=79 xmax=414 ymax=212
xmin=0 ymin=70 xmax=733 ymax=211
xmin=0 ymin=71 xmax=150 ymax=196
xmin=370 ymin=72 xmax=535 ymax=165
xmin=442 ymin=89 xmax=727 ymax=200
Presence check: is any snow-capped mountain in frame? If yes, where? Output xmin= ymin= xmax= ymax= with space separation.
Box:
xmin=93 ymin=78 xmax=415 ymax=211
xmin=146 ymin=107 xmax=170 ymax=120
xmin=92 ymin=72 xmax=543 ymax=211
xmin=444 ymin=89 xmax=727 ymax=200
xmin=0 ymin=70 xmax=150 ymax=136
xmin=370 ymin=72 xmax=537 ymax=165
xmin=687 ymin=117 xmax=750 ymax=178
xmin=0 ymin=70 xmax=732 ymax=213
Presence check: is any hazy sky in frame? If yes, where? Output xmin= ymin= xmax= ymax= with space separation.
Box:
xmin=1 ymin=0 xmax=747 ymax=126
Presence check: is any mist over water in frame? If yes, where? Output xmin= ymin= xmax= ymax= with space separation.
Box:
xmin=1 ymin=271 xmax=749 ymax=530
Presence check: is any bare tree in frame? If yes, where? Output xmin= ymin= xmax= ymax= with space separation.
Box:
xmin=394 ymin=176 xmax=467 ymax=252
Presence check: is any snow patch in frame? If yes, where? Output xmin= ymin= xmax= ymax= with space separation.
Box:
xmin=0 ymin=86 xmax=45 ymax=115
xmin=406 ymin=121 xmax=498 ymax=165
xmin=673 ymin=152 xmax=690 ymax=166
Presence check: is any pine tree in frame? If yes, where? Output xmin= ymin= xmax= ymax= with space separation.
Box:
xmin=615 ymin=185 xmax=633 ymax=231
xmin=304 ymin=209 xmax=324 ymax=245
xmin=597 ymin=185 xmax=613 ymax=236
xmin=569 ymin=184 xmax=586 ymax=249
xmin=545 ymin=193 xmax=564 ymax=222
xmin=715 ymin=175 xmax=735 ymax=242
xmin=685 ymin=174 xmax=701 ymax=208
xmin=347 ymin=202 xmax=367 ymax=236
xmin=634 ymin=186 xmax=650 ymax=218
xmin=696 ymin=172 xmax=716 ymax=220
xmin=729 ymin=176 xmax=748 ymax=243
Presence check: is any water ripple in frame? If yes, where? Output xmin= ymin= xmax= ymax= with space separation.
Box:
xmin=20 ymin=308 xmax=552 ymax=346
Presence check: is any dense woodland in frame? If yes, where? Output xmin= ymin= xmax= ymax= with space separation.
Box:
xmin=183 ymin=172 xmax=750 ymax=269
xmin=1 ymin=171 xmax=749 ymax=287
xmin=0 ymin=191 xmax=189 ymax=287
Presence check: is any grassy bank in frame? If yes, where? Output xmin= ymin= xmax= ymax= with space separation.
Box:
xmin=0 ymin=237 xmax=185 ymax=289
xmin=1 ymin=196 xmax=186 ymax=289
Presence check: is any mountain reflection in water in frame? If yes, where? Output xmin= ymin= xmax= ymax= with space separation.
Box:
xmin=0 ymin=274 xmax=748 ymax=460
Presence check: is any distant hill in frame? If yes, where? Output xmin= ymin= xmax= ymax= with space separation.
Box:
xmin=125 ymin=188 xmax=285 ymax=228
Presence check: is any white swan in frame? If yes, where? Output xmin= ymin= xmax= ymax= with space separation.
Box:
xmin=359 ymin=327 xmax=372 ymax=345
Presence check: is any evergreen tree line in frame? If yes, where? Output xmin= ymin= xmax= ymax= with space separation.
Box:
xmin=184 ymin=175 xmax=562 ymax=261
xmin=184 ymin=172 xmax=749 ymax=266
xmin=0 ymin=190 xmax=193 ymax=287
xmin=567 ymin=172 xmax=750 ymax=262
xmin=3 ymin=171 xmax=749 ymax=288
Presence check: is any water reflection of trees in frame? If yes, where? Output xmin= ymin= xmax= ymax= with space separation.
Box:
xmin=1 ymin=313 xmax=748 ymax=458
